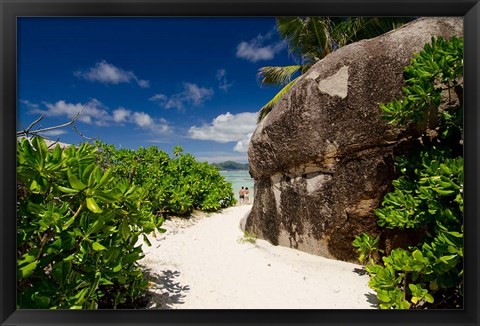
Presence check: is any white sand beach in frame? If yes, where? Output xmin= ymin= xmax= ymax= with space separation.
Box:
xmin=139 ymin=204 xmax=378 ymax=309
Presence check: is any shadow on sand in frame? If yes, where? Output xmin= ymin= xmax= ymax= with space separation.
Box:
xmin=353 ymin=267 xmax=368 ymax=276
xmin=353 ymin=267 xmax=380 ymax=308
xmin=364 ymin=292 xmax=380 ymax=308
xmin=143 ymin=269 xmax=190 ymax=309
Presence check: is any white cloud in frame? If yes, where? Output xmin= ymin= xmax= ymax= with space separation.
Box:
xmin=137 ymin=79 xmax=151 ymax=88
xmin=19 ymin=99 xmax=39 ymax=109
xmin=112 ymin=107 xmax=130 ymax=123
xmin=29 ymin=99 xmax=170 ymax=134
xmin=149 ymin=82 xmax=214 ymax=110
xmin=233 ymin=132 xmax=253 ymax=153
xmin=183 ymin=83 xmax=214 ymax=105
xmin=216 ymin=69 xmax=234 ymax=92
xmin=236 ymin=32 xmax=286 ymax=62
xmin=38 ymin=129 xmax=67 ymax=137
xmin=35 ymin=99 xmax=110 ymax=126
xmin=112 ymin=108 xmax=170 ymax=134
xmin=188 ymin=112 xmax=257 ymax=153
xmin=132 ymin=112 xmax=154 ymax=128
xmin=74 ymin=60 xmax=150 ymax=88
xmin=149 ymin=94 xmax=168 ymax=102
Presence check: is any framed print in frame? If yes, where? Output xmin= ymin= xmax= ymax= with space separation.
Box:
xmin=1 ymin=0 xmax=479 ymax=325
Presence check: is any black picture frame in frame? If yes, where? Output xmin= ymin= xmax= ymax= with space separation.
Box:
xmin=1 ymin=0 xmax=479 ymax=325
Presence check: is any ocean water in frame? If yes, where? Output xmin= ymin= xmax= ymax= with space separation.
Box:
xmin=219 ymin=170 xmax=254 ymax=199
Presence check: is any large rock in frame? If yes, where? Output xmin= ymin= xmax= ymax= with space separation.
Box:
xmin=245 ymin=17 xmax=463 ymax=262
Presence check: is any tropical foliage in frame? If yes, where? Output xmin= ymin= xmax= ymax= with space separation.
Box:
xmin=95 ymin=142 xmax=237 ymax=215
xmin=17 ymin=137 xmax=236 ymax=309
xmin=257 ymin=17 xmax=414 ymax=122
xmin=353 ymin=36 xmax=464 ymax=309
xmin=17 ymin=138 xmax=163 ymax=308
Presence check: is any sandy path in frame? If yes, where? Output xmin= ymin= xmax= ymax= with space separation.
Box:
xmin=139 ymin=204 xmax=378 ymax=309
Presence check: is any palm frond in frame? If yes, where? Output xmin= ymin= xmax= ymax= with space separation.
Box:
xmin=332 ymin=17 xmax=415 ymax=46
xmin=307 ymin=17 xmax=335 ymax=58
xmin=257 ymin=65 xmax=303 ymax=87
xmin=257 ymin=76 xmax=301 ymax=123
xmin=277 ymin=17 xmax=341 ymax=63
xmin=276 ymin=17 xmax=308 ymax=58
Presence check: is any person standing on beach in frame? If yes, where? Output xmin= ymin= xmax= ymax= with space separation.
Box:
xmin=239 ymin=187 xmax=245 ymax=204
xmin=244 ymin=187 xmax=250 ymax=204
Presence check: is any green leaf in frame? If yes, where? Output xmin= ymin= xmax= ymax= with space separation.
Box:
xmin=429 ymin=280 xmax=439 ymax=290
xmin=57 ymin=185 xmax=79 ymax=194
xmin=92 ymin=242 xmax=107 ymax=251
xmin=82 ymin=163 xmax=96 ymax=186
xmin=67 ymin=171 xmax=87 ymax=191
xmin=36 ymin=296 xmax=51 ymax=309
xmin=93 ymin=190 xmax=117 ymax=203
xmin=412 ymin=250 xmax=424 ymax=261
xmin=433 ymin=188 xmax=454 ymax=196
xmin=51 ymin=261 xmax=72 ymax=286
xmin=18 ymin=250 xmax=39 ymax=267
xmin=32 ymin=136 xmax=48 ymax=168
xmin=21 ymin=139 xmax=36 ymax=164
xmin=425 ymin=293 xmax=434 ymax=303
xmin=399 ymin=299 xmax=411 ymax=309
xmin=51 ymin=143 xmax=62 ymax=160
xmin=143 ymin=234 xmax=152 ymax=247
xmin=439 ymin=255 xmax=457 ymax=263
xmin=120 ymin=221 xmax=130 ymax=241
xmin=377 ymin=290 xmax=392 ymax=303
xmin=95 ymin=168 xmax=113 ymax=189
xmin=104 ymin=247 xmax=121 ymax=263
xmin=73 ymin=288 xmax=89 ymax=305
xmin=358 ymin=253 xmax=365 ymax=263
xmin=100 ymin=278 xmax=114 ymax=285
xmin=88 ymin=271 xmax=102 ymax=297
xmin=257 ymin=65 xmax=303 ymax=86
xmin=18 ymin=260 xmax=38 ymax=279
xmin=88 ymin=215 xmax=105 ymax=236
xmin=113 ymin=262 xmax=122 ymax=273
xmin=86 ymin=197 xmax=103 ymax=213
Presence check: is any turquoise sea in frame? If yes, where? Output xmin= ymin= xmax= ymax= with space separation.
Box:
xmin=219 ymin=170 xmax=254 ymax=199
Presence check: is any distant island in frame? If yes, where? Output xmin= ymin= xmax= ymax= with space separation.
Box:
xmin=211 ymin=161 xmax=249 ymax=171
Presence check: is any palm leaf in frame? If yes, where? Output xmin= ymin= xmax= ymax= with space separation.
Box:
xmin=257 ymin=65 xmax=303 ymax=86
xmin=306 ymin=17 xmax=335 ymax=58
xmin=276 ymin=17 xmax=308 ymax=58
xmin=257 ymin=76 xmax=301 ymax=123
xmin=277 ymin=17 xmax=336 ymax=63
xmin=333 ymin=17 xmax=414 ymax=46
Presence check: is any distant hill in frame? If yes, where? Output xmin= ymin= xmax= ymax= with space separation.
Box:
xmin=211 ymin=161 xmax=249 ymax=171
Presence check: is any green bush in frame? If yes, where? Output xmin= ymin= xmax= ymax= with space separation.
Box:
xmin=353 ymin=36 xmax=463 ymax=309
xmin=352 ymin=233 xmax=383 ymax=265
xmin=17 ymin=137 xmax=165 ymax=309
xmin=94 ymin=142 xmax=237 ymax=216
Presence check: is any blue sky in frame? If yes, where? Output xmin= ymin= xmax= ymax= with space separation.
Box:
xmin=17 ymin=17 xmax=294 ymax=163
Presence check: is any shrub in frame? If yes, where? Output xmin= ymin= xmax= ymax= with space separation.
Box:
xmin=17 ymin=138 xmax=164 ymax=309
xmin=352 ymin=233 xmax=383 ymax=265
xmin=94 ymin=142 xmax=237 ymax=216
xmin=353 ymin=36 xmax=463 ymax=309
